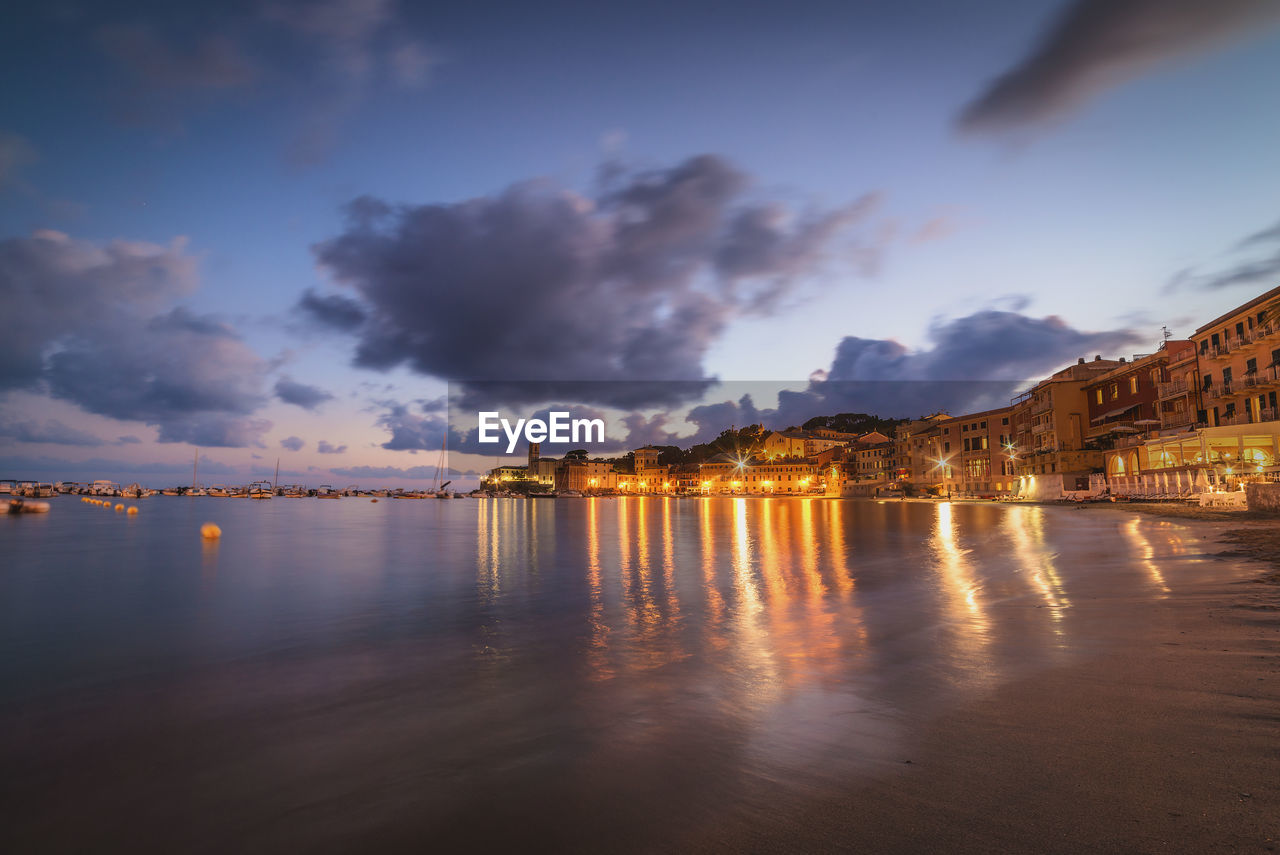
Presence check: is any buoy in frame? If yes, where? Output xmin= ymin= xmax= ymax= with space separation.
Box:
xmin=114 ymin=503 xmax=124 ymax=512
xmin=127 ymin=506 xmax=139 ymax=515
xmin=201 ymin=522 xmax=222 ymax=539
xmin=103 ymin=502 xmax=112 ymax=510
xmin=371 ymin=498 xmax=378 ymax=503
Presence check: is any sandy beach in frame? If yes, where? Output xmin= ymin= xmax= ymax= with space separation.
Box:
xmin=692 ymin=506 xmax=1280 ymax=854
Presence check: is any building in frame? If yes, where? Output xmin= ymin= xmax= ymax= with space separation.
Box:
xmin=1081 ymin=342 xmax=1193 ymax=480
xmin=1011 ymin=355 xmax=1125 ymax=499
xmin=737 ymin=459 xmax=818 ymax=494
xmin=1194 ymin=284 xmax=1280 ymax=429
xmin=555 ymin=459 xmax=616 ymax=492
xmin=1108 ymin=287 xmax=1280 ymax=497
xmin=935 ymin=407 xmax=1015 ymax=497
xmin=892 ymin=414 xmax=950 ymax=493
xmin=619 ymin=447 xmax=671 ymax=493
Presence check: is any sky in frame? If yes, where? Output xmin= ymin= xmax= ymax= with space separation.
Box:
xmin=4 ymin=0 xmax=1280 ymax=488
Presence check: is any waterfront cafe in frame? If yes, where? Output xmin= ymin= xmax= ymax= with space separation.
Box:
xmin=1104 ymin=422 xmax=1280 ymax=498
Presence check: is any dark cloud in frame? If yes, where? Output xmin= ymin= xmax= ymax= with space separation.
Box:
xmin=957 ymin=0 xmax=1280 ymax=133
xmin=0 ymin=230 xmax=197 ymax=389
xmin=634 ymin=311 xmax=1144 ymax=435
xmin=116 ymin=435 xmax=142 ymax=444
xmin=280 ymin=435 xmax=306 ymax=451
xmin=311 ymin=154 xmax=885 ymax=409
xmin=375 ymin=401 xmax=447 ymax=452
xmin=0 ymin=416 xmax=105 ymax=447
xmin=0 ymin=231 xmax=274 ymax=447
xmin=1167 ymin=215 xmax=1280 ymax=291
xmin=317 ymin=439 xmax=347 ymax=454
xmin=297 ymin=289 xmax=367 ymax=330
xmin=274 ymin=376 xmax=334 ymax=409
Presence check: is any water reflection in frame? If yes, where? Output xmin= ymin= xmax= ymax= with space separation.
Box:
xmin=931 ymin=502 xmax=991 ymax=657
xmin=1125 ymin=516 xmax=1170 ymax=596
xmin=1005 ymin=505 xmax=1071 ymax=633
xmin=0 ymin=496 xmax=1246 ymax=852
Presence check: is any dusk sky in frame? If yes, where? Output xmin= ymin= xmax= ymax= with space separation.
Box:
xmin=4 ymin=0 xmax=1280 ymax=486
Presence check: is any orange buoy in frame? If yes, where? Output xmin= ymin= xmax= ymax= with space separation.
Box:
xmin=200 ymin=522 xmax=222 ymax=539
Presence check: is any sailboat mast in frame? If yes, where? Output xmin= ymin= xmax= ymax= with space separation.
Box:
xmin=274 ymin=458 xmax=279 ymax=490
xmin=192 ymin=449 xmax=198 ymax=490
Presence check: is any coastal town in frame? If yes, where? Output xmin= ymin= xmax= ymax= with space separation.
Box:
xmin=7 ymin=284 xmax=1278 ymax=510
xmin=483 ymin=284 xmax=1280 ymax=508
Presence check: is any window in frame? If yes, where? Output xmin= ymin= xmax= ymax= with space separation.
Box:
xmin=1247 ymin=357 xmax=1258 ymax=375
xmin=1095 ymin=389 xmax=1103 ymax=404
xmin=1236 ymin=322 xmax=1245 ymax=339
xmin=1110 ymin=383 xmax=1119 ymax=400
xmin=980 ymin=421 xmax=987 ymax=429
xmin=1129 ymin=376 xmax=1138 ymax=394
xmin=1203 ymin=374 xmax=1212 ymax=392
xmin=1002 ymin=417 xmax=1009 ymax=425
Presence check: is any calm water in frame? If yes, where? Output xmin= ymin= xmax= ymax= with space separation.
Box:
xmin=0 ymin=496 xmax=1248 ymax=851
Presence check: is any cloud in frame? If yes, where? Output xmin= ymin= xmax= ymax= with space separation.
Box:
xmin=263 ymin=0 xmax=442 ymax=165
xmin=116 ymin=435 xmax=142 ymax=444
xmin=280 ymin=435 xmax=306 ymax=451
xmin=0 ymin=416 xmax=105 ymax=447
xmin=957 ymin=0 xmax=1280 ymax=133
xmin=0 ymin=230 xmax=197 ymax=389
xmin=0 ymin=231 xmax=273 ymax=447
xmin=636 ymin=310 xmax=1145 ymax=434
xmin=297 ymin=288 xmax=367 ymax=330
xmin=274 ymin=376 xmax=334 ymax=409
xmin=309 ymin=154 xmax=886 ymax=410
xmin=1167 ymin=215 xmax=1280 ymax=291
xmin=317 ymin=439 xmax=347 ymax=454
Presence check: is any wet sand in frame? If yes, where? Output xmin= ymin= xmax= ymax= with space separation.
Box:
xmin=694 ymin=509 xmax=1280 ymax=854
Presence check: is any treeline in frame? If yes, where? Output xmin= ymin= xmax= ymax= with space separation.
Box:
xmin=603 ymin=413 xmax=903 ymax=471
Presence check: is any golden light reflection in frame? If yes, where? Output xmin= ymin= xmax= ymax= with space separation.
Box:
xmin=1004 ymin=505 xmax=1070 ymax=633
xmin=661 ymin=496 xmax=680 ymax=622
xmin=931 ymin=502 xmax=991 ymax=651
xmin=586 ymin=496 xmax=612 ymax=679
xmin=1124 ymin=516 xmax=1169 ymax=596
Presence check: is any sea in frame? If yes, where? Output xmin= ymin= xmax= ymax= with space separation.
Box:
xmin=0 ymin=496 xmax=1250 ymax=851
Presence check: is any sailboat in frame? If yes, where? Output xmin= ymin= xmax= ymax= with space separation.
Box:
xmin=433 ymin=436 xmax=452 ymax=498
xmin=188 ymin=450 xmax=207 ymax=496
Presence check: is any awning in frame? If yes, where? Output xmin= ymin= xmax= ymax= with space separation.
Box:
xmin=1091 ymin=404 xmax=1138 ymax=423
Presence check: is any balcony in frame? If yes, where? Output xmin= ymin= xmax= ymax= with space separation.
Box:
xmin=1159 ymin=411 xmax=1198 ymax=430
xmin=1031 ymin=421 xmax=1050 ymax=434
xmin=1204 ymin=380 xmax=1237 ymax=400
xmin=1157 ymin=379 xmax=1190 ymax=399
xmin=1240 ymin=365 xmax=1280 ymax=391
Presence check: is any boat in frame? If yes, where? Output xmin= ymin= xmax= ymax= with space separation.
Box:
xmin=249 ymin=480 xmax=274 ymax=499
xmin=188 ymin=450 xmax=207 ymax=497
xmin=90 ymin=480 xmax=120 ymax=497
xmin=207 ymin=485 xmax=231 ymax=498
xmin=315 ymin=485 xmax=340 ymax=499
xmin=6 ymin=498 xmax=50 ymax=514
xmin=120 ymin=483 xmax=154 ymax=498
xmin=0 ymin=480 xmax=14 ymax=495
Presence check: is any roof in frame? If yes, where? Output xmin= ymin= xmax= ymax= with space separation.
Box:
xmin=1194 ymin=284 xmax=1280 ymax=335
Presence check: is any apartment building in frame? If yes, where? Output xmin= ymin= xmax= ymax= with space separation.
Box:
xmin=935 ymin=407 xmax=1015 ymax=496
xmin=1011 ymin=356 xmax=1125 ymax=498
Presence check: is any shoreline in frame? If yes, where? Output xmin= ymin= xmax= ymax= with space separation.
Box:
xmin=689 ymin=508 xmax=1280 ymax=853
